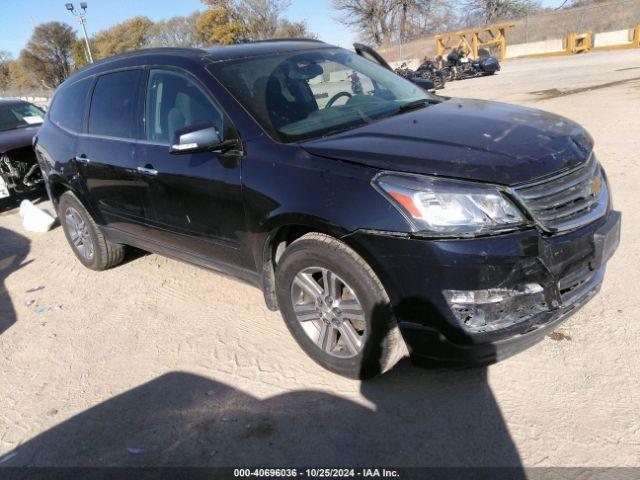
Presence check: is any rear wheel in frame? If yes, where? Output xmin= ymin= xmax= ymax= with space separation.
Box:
xmin=275 ymin=233 xmax=406 ymax=379
xmin=59 ymin=191 xmax=125 ymax=271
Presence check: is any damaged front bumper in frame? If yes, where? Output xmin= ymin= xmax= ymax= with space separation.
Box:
xmin=346 ymin=209 xmax=621 ymax=366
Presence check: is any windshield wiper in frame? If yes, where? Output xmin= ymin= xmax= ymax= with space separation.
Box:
xmin=395 ymin=99 xmax=432 ymax=114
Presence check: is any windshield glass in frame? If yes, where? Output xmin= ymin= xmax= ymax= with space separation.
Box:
xmin=208 ymin=48 xmax=435 ymax=143
xmin=0 ymin=102 xmax=45 ymax=132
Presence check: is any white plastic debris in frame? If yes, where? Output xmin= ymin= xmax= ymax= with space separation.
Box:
xmin=19 ymin=200 xmax=55 ymax=233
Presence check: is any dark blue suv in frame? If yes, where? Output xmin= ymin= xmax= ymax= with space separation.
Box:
xmin=34 ymin=40 xmax=620 ymax=378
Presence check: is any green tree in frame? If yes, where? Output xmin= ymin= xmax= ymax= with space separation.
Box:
xmin=92 ymin=16 xmax=154 ymax=59
xmin=72 ymin=39 xmax=92 ymax=69
xmin=20 ymin=22 xmax=75 ymax=88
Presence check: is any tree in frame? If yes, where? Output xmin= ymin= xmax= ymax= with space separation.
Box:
xmin=197 ymin=0 xmax=247 ymax=45
xmin=20 ymin=22 xmax=75 ymax=88
xmin=274 ymin=18 xmax=316 ymax=38
xmin=235 ymin=0 xmax=286 ymax=40
xmin=92 ymin=16 xmax=154 ymax=59
xmin=568 ymin=0 xmax=606 ymax=6
xmin=0 ymin=51 xmax=12 ymax=91
xmin=72 ymin=39 xmax=92 ymax=69
xmin=147 ymin=12 xmax=204 ymax=48
xmin=234 ymin=0 xmax=314 ymax=40
xmin=197 ymin=0 xmax=315 ymax=45
xmin=333 ymin=0 xmax=459 ymax=46
xmin=332 ymin=0 xmax=400 ymax=46
xmin=463 ymin=0 xmax=540 ymax=25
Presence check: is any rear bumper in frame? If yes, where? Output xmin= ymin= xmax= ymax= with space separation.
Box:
xmin=345 ymin=210 xmax=621 ymax=366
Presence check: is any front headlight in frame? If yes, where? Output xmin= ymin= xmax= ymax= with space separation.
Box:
xmin=373 ymin=172 xmax=527 ymax=237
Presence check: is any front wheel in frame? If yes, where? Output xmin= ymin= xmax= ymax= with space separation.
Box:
xmin=275 ymin=233 xmax=406 ymax=379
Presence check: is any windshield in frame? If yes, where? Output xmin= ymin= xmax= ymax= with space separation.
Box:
xmin=208 ymin=48 xmax=435 ymax=143
xmin=0 ymin=102 xmax=45 ymax=133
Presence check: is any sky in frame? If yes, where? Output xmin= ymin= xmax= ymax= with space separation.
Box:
xmin=0 ymin=0 xmax=567 ymax=58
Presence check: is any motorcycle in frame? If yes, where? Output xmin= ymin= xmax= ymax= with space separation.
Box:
xmin=394 ymin=62 xmax=444 ymax=90
xmin=470 ymin=50 xmax=500 ymax=75
xmin=415 ymin=58 xmax=447 ymax=89
xmin=439 ymin=48 xmax=501 ymax=81
xmin=352 ymin=44 xmax=436 ymax=92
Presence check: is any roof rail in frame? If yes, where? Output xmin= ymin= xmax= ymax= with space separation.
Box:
xmin=240 ymin=38 xmax=325 ymax=44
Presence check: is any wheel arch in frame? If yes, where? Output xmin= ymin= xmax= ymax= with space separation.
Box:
xmin=258 ymin=215 xmax=350 ymax=311
xmin=46 ymin=175 xmax=101 ymax=224
xmin=258 ymin=215 xmax=395 ymax=313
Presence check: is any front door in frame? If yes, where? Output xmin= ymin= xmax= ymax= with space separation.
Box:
xmin=138 ymin=68 xmax=245 ymax=268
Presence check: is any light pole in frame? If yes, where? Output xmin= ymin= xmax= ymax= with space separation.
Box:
xmin=66 ymin=2 xmax=94 ymax=64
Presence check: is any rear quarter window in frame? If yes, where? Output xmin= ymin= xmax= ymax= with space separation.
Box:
xmin=48 ymin=78 xmax=93 ymax=132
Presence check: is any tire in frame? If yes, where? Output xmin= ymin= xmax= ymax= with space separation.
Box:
xmin=59 ymin=191 xmax=125 ymax=271
xmin=0 ymin=193 xmax=16 ymax=211
xmin=275 ymin=233 xmax=406 ymax=379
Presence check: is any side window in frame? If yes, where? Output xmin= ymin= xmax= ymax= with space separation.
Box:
xmin=88 ymin=70 xmax=141 ymax=139
xmin=145 ymin=69 xmax=224 ymax=144
xmin=49 ymin=78 xmax=93 ymax=132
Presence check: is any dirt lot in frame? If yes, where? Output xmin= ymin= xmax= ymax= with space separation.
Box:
xmin=1 ymin=49 xmax=639 ymax=468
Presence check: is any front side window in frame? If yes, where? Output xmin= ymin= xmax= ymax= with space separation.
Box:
xmin=0 ymin=102 xmax=45 ymax=132
xmin=208 ymin=48 xmax=434 ymax=143
xmin=89 ymin=69 xmax=141 ymax=139
xmin=145 ymin=69 xmax=224 ymax=144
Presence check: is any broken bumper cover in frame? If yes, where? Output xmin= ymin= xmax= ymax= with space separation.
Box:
xmin=347 ymin=209 xmax=621 ymax=366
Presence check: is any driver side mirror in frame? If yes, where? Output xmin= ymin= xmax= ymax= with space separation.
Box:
xmin=170 ymin=124 xmax=236 ymax=154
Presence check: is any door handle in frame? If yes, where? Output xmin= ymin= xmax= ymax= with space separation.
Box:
xmin=137 ymin=166 xmax=158 ymax=176
xmin=74 ymin=155 xmax=90 ymax=165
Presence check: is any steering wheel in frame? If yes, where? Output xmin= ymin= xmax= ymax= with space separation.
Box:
xmin=325 ymin=91 xmax=352 ymax=108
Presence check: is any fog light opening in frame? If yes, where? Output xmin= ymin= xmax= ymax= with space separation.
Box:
xmin=444 ymin=283 xmax=548 ymax=333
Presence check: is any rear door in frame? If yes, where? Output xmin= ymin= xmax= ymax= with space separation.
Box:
xmin=76 ymin=69 xmax=148 ymax=234
xmin=137 ymin=68 xmax=245 ymax=267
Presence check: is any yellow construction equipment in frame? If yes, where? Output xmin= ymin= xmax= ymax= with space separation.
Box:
xmin=435 ymin=23 xmax=514 ymax=60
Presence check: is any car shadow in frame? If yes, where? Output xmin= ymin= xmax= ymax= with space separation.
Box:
xmin=2 ymin=363 xmax=524 ymax=472
xmin=0 ymin=226 xmax=31 ymax=335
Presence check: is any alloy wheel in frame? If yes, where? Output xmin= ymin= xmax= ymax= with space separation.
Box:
xmin=290 ymin=267 xmax=366 ymax=358
xmin=65 ymin=206 xmax=94 ymax=261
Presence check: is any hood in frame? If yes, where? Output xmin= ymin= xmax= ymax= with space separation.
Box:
xmin=302 ymin=98 xmax=593 ymax=185
xmin=0 ymin=126 xmax=39 ymax=154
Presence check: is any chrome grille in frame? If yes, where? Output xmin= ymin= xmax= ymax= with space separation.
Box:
xmin=514 ymin=154 xmax=608 ymax=233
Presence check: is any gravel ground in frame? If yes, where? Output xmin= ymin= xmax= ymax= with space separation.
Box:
xmin=0 ymin=49 xmax=639 ymax=468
